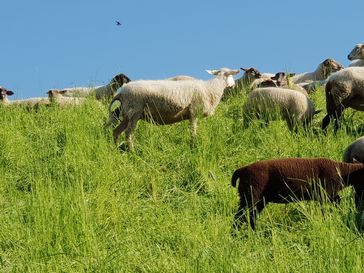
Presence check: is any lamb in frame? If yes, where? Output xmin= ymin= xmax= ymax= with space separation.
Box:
xmin=343 ymin=136 xmax=364 ymax=163
xmin=321 ymin=67 xmax=364 ymax=131
xmin=348 ymin=44 xmax=364 ymax=67
xmin=243 ymin=87 xmax=316 ymax=130
xmin=109 ymin=67 xmax=240 ymax=150
xmin=47 ymin=90 xmax=86 ymax=106
xmin=55 ymin=73 xmax=130 ymax=100
xmin=231 ymin=157 xmax=364 ymax=230
xmin=291 ymin=58 xmax=343 ymax=84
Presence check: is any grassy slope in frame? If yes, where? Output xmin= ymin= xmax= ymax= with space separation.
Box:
xmin=1 ymin=89 xmax=364 ymax=272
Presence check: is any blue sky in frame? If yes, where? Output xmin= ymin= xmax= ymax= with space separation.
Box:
xmin=1 ymin=0 xmax=363 ymax=99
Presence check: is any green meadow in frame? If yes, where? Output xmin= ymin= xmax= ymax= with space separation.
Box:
xmin=1 ymin=87 xmax=364 ymax=272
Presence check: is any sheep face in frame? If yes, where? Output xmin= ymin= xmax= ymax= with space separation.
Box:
xmin=206 ymin=68 xmax=240 ymax=87
xmin=322 ymin=59 xmax=343 ymax=78
xmin=0 ymin=87 xmax=14 ymax=101
xmin=240 ymin=67 xmax=262 ymax=80
xmin=110 ymin=73 xmax=131 ymax=87
xmin=47 ymin=90 xmax=67 ymax=99
xmin=348 ymin=44 xmax=364 ymax=61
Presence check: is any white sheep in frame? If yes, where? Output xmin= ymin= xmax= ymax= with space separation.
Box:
xmin=243 ymin=87 xmax=317 ymax=130
xmin=109 ymin=68 xmax=240 ymax=150
xmin=56 ymin=73 xmax=130 ymax=100
xmin=47 ymin=90 xmax=86 ymax=106
xmin=0 ymin=87 xmax=49 ymax=107
xmin=322 ymin=67 xmax=364 ymax=131
xmin=348 ymin=44 xmax=364 ymax=67
xmin=291 ymin=58 xmax=343 ymax=84
xmin=343 ymin=136 xmax=364 ymax=163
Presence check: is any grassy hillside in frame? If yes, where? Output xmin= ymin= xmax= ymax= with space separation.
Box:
xmin=1 ymin=89 xmax=364 ymax=272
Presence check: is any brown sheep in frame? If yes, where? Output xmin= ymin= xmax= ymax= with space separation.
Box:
xmin=231 ymin=158 xmax=364 ymax=230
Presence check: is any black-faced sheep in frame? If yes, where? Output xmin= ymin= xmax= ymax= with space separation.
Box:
xmin=0 ymin=87 xmax=49 ymax=107
xmin=291 ymin=58 xmax=343 ymax=84
xmin=55 ymin=73 xmax=130 ymax=100
xmin=343 ymin=136 xmax=364 ymax=163
xmin=321 ymin=67 xmax=364 ymax=131
xmin=243 ymin=87 xmax=316 ymax=130
xmin=231 ymin=157 xmax=364 ymax=230
xmin=348 ymin=44 xmax=364 ymax=67
xmin=47 ymin=90 xmax=86 ymax=106
xmin=236 ymin=67 xmax=262 ymax=88
xmin=109 ymin=68 xmax=240 ymax=150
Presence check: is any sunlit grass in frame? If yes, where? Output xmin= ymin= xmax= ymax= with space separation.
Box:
xmin=1 ymin=87 xmax=364 ymax=272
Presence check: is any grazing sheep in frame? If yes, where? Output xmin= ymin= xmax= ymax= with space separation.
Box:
xmin=231 ymin=157 xmax=364 ymax=230
xmin=0 ymin=86 xmax=14 ymax=105
xmin=0 ymin=87 xmax=49 ymax=107
xmin=243 ymin=87 xmax=316 ymax=130
xmin=109 ymin=68 xmax=240 ymax=150
xmin=47 ymin=90 xmax=86 ymax=106
xmin=56 ymin=73 xmax=130 ymax=100
xmin=321 ymin=67 xmax=364 ymax=131
xmin=291 ymin=58 xmax=343 ymax=84
xmin=343 ymin=136 xmax=364 ymax=163
xmin=348 ymin=44 xmax=364 ymax=67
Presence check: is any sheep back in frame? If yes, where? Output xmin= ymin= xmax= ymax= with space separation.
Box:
xmin=343 ymin=136 xmax=364 ymax=163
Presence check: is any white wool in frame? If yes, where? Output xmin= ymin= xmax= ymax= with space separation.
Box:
xmin=165 ymin=75 xmax=196 ymax=81
xmin=9 ymin=97 xmax=50 ymax=107
xmin=243 ymin=87 xmax=316 ymax=129
xmin=348 ymin=59 xmax=364 ymax=67
xmin=109 ymin=68 xmax=240 ymax=150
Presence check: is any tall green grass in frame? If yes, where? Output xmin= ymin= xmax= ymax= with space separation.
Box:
xmin=1 ymin=89 xmax=364 ymax=272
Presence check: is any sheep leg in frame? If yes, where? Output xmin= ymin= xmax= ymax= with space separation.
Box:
xmin=190 ymin=117 xmax=198 ymax=137
xmin=113 ymin=117 xmax=129 ymax=143
xmin=125 ymin=114 xmax=141 ymax=151
xmin=248 ymin=200 xmax=265 ymax=230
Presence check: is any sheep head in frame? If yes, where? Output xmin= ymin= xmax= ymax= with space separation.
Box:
xmin=348 ymin=44 xmax=364 ymax=61
xmin=0 ymin=86 xmax=14 ymax=100
xmin=240 ymin=67 xmax=262 ymax=79
xmin=206 ymin=68 xmax=240 ymax=87
xmin=322 ymin=58 xmax=343 ymax=78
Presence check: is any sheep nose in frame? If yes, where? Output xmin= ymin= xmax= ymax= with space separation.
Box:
xmin=347 ymin=55 xmax=352 ymax=60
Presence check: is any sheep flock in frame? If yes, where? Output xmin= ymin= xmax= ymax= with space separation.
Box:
xmin=3 ymin=43 xmax=364 ymax=232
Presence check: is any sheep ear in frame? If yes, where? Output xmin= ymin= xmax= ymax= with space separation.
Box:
xmin=206 ymin=69 xmax=219 ymax=75
xmin=60 ymin=90 xmax=67 ymax=95
xmin=6 ymin=90 xmax=14 ymax=96
xmin=240 ymin=67 xmax=248 ymax=72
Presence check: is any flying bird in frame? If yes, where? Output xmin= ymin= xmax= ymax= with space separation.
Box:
xmin=116 ymin=21 xmax=122 ymax=26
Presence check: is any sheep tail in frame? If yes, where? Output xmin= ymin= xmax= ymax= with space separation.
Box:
xmin=108 ymin=96 xmax=121 ymax=114
xmin=231 ymin=169 xmax=241 ymax=187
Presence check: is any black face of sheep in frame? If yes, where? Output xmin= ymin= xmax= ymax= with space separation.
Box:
xmin=231 ymin=158 xmax=364 ymax=231
xmin=240 ymin=67 xmax=261 ymax=79
xmin=111 ymin=73 xmax=131 ymax=87
xmin=0 ymin=87 xmax=14 ymax=100
xmin=322 ymin=58 xmax=343 ymax=78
